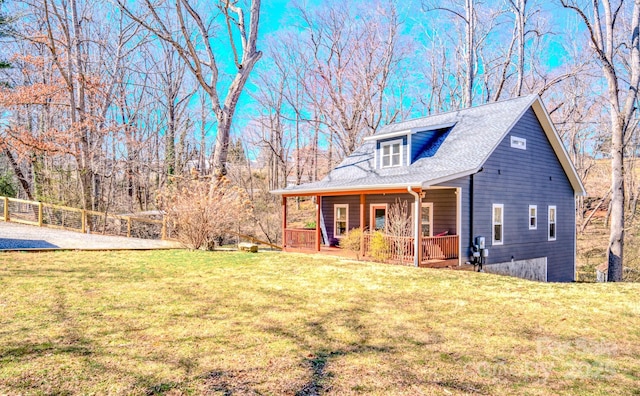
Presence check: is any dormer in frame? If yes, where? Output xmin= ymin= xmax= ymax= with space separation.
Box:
xmin=366 ymin=122 xmax=455 ymax=169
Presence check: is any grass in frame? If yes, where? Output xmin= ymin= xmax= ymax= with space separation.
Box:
xmin=0 ymin=250 xmax=639 ymax=395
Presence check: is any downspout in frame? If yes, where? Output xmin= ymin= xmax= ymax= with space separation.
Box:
xmin=470 ymin=167 xmax=483 ymax=253
xmin=408 ymin=186 xmax=421 ymax=267
xmin=470 ymin=173 xmax=474 ymax=252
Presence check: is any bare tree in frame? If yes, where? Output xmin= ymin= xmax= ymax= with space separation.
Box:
xmin=117 ymin=0 xmax=261 ymax=177
xmin=561 ymin=0 xmax=640 ymax=281
xmin=296 ymin=1 xmax=406 ymax=159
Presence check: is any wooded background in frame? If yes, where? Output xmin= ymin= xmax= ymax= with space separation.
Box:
xmin=1 ymin=0 xmax=639 ymax=279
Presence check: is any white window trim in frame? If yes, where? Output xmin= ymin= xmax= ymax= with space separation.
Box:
xmin=511 ymin=136 xmax=527 ymax=150
xmin=548 ymin=205 xmax=557 ymax=241
xmin=529 ymin=205 xmax=537 ymax=230
xmin=370 ymin=203 xmax=388 ymax=231
xmin=421 ymin=202 xmax=433 ymax=237
xmin=380 ymin=139 xmax=403 ymax=168
xmin=334 ymin=204 xmax=349 ymax=238
xmin=492 ymin=203 xmax=504 ymax=246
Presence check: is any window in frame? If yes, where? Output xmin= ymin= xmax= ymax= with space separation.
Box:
xmin=370 ymin=204 xmax=387 ymax=231
xmin=421 ymin=203 xmax=433 ymax=237
xmin=548 ymin=206 xmax=556 ymax=241
xmin=529 ymin=205 xmax=537 ymax=230
xmin=381 ymin=139 xmax=402 ymax=168
xmin=492 ymin=204 xmax=504 ymax=245
xmin=511 ymin=136 xmax=527 ymax=150
xmin=334 ymin=204 xmax=348 ymax=238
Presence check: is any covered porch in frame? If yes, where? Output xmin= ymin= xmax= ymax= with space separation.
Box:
xmin=281 ymin=186 xmax=462 ymax=267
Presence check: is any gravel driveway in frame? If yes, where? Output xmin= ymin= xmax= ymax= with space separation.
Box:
xmin=0 ymin=221 xmax=182 ymax=250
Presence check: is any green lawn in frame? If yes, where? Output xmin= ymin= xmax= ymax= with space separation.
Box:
xmin=0 ymin=251 xmax=638 ymax=395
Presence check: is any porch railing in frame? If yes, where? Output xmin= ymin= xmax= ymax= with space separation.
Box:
xmin=422 ymin=235 xmax=459 ymax=260
xmin=284 ymin=228 xmax=316 ymax=250
xmin=362 ymin=232 xmax=459 ymax=263
xmin=362 ymin=233 xmax=415 ymax=263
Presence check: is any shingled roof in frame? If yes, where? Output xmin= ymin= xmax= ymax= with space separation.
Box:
xmin=272 ymin=95 xmax=586 ymax=196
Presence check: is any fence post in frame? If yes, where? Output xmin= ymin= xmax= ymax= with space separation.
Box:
xmin=3 ymin=197 xmax=8 ymax=222
xmin=161 ymin=216 xmax=167 ymax=240
xmin=38 ymin=202 xmax=43 ymax=227
xmin=81 ymin=210 xmax=86 ymax=233
xmin=127 ymin=217 xmax=131 ymax=237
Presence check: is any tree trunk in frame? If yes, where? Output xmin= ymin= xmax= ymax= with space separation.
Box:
xmin=608 ymin=112 xmax=625 ymax=281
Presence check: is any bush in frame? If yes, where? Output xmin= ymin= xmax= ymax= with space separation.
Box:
xmin=341 ymin=227 xmax=363 ymax=260
xmin=157 ymin=176 xmax=253 ymax=250
xmin=369 ymin=230 xmax=390 ymax=262
xmin=0 ymin=172 xmax=17 ymax=197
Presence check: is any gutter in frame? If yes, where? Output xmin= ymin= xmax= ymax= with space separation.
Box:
xmin=271 ymin=183 xmax=423 ymax=196
xmin=407 ymin=186 xmax=421 ymax=267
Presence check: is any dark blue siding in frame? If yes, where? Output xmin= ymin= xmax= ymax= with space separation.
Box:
xmin=411 ymin=128 xmax=452 ymax=162
xmin=321 ymin=192 xmax=459 ymax=242
xmin=424 ymin=189 xmax=458 ymax=235
xmin=411 ymin=131 xmax=435 ymax=162
xmin=441 ymin=108 xmax=575 ymax=282
xmin=321 ymin=195 xmax=361 ymax=242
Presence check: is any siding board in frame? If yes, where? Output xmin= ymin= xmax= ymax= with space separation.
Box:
xmin=439 ymin=108 xmax=575 ymax=281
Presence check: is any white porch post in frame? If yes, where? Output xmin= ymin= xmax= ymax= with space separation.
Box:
xmin=408 ymin=186 xmax=422 ymax=267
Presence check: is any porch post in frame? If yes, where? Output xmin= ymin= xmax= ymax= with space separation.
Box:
xmin=456 ymin=187 xmax=462 ymax=266
xmin=315 ymin=195 xmax=321 ymax=252
xmin=415 ymin=189 xmax=422 ymax=266
xmin=282 ymin=196 xmax=287 ymax=251
xmin=360 ymin=194 xmax=365 ymax=257
xmin=407 ymin=186 xmax=422 ymax=267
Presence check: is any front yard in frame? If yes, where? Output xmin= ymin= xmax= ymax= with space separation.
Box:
xmin=0 ymin=250 xmax=638 ymax=395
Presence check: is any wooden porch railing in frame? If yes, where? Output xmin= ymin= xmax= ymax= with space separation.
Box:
xmin=284 ymin=228 xmax=316 ymax=250
xmin=422 ymin=235 xmax=459 ymax=260
xmin=362 ymin=232 xmax=459 ymax=263
xmin=362 ymin=233 xmax=415 ymax=263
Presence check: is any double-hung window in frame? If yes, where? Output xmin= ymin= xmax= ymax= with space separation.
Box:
xmin=381 ymin=139 xmax=402 ymax=168
xmin=492 ymin=204 xmax=504 ymax=245
xmin=548 ymin=206 xmax=556 ymax=241
xmin=421 ymin=203 xmax=433 ymax=237
xmin=529 ymin=205 xmax=537 ymax=230
xmin=334 ymin=204 xmax=348 ymax=238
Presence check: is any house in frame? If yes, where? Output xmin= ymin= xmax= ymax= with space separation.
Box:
xmin=271 ymin=95 xmax=586 ymax=282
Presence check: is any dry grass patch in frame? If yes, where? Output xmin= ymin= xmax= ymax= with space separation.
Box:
xmin=0 ymin=250 xmax=639 ymax=395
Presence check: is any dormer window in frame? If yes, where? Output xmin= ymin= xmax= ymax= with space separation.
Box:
xmin=381 ymin=139 xmax=402 ymax=168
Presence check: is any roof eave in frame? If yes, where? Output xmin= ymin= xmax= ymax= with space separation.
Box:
xmin=271 ymin=182 xmax=423 ymax=196
xmin=363 ymin=122 xmax=456 ymax=142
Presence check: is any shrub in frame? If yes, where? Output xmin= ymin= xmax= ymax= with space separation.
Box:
xmin=157 ymin=176 xmax=253 ymax=250
xmin=387 ymin=198 xmax=412 ymax=263
xmin=369 ymin=230 xmax=390 ymax=262
xmin=341 ymin=227 xmax=363 ymax=260
xmin=0 ymin=172 xmax=17 ymax=197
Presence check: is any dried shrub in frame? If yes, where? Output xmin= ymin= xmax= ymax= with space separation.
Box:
xmin=158 ymin=176 xmax=253 ymax=250
xmin=341 ymin=227 xmax=363 ymax=260
xmin=387 ymin=198 xmax=412 ymax=263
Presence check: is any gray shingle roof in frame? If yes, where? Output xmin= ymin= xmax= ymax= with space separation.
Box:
xmin=274 ymin=95 xmax=577 ymax=195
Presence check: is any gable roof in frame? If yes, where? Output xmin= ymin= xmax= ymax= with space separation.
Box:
xmin=272 ymin=95 xmax=586 ymax=196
